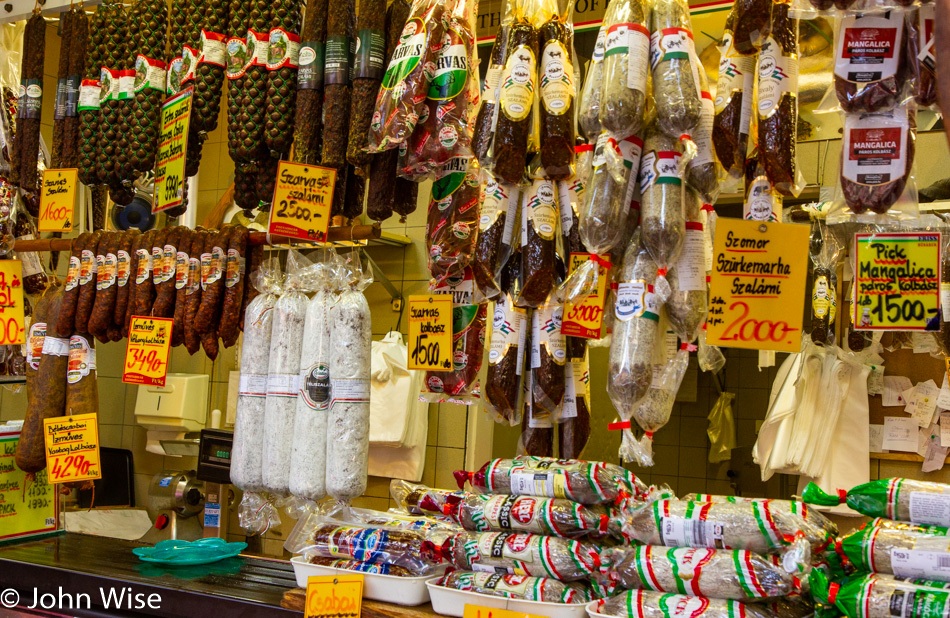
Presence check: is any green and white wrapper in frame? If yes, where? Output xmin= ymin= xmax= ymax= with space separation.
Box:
xmin=593 ymin=589 xmax=773 ymax=618
xmin=811 ymin=570 xmax=950 ymax=618
xmin=803 ymin=478 xmax=950 ymax=526
xmin=443 ymin=531 xmax=604 ymax=582
xmin=437 ymin=571 xmax=595 ymax=603
xmin=838 ymin=523 xmax=950 ymax=582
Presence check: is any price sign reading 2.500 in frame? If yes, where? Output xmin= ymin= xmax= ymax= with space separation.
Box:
xmin=123 ymin=316 xmax=173 ymax=386
xmin=268 ymin=161 xmax=336 ymax=242
xmin=407 ymin=295 xmax=453 ymax=371
xmin=706 ymin=218 xmax=809 ymax=353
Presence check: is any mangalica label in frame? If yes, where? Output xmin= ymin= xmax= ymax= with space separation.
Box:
xmin=200 ymin=30 xmax=228 ymax=67
xmin=97 ymin=253 xmax=117 ymax=291
xmin=166 ymin=57 xmax=185 ymax=94
xmin=639 ymin=150 xmax=682 ymax=192
xmin=835 ymin=12 xmax=902 ymax=83
xmin=757 ymin=37 xmax=799 ymax=119
xmin=135 ymin=248 xmax=152 ymax=285
xmin=297 ymin=41 xmax=325 ymax=88
xmin=532 ymin=302 xmax=566 ymax=367
xmin=489 ymin=301 xmax=526 ymax=364
xmin=79 ymin=249 xmax=97 ymax=285
xmin=225 ymin=248 xmax=244 ymax=288
xmin=181 ymin=45 xmax=199 ymax=82
xmin=300 ymin=362 xmax=330 ymax=410
xmin=65 ymin=256 xmax=81 ymax=291
xmin=715 ymin=33 xmax=755 ymax=113
xmin=540 ymin=39 xmax=572 ymax=114
xmin=27 ymin=322 xmax=46 ymax=371
xmin=527 ymin=179 xmax=558 ymax=240
xmin=226 ymin=36 xmax=250 ymax=79
xmin=479 ymin=178 xmax=508 ymax=232
xmin=116 ymin=250 xmax=132 ymax=287
xmin=477 ymin=532 xmax=535 ymax=565
xmin=266 ymin=27 xmax=300 ymax=70
xmin=246 ymin=29 xmax=270 ymax=68
xmin=67 ymin=335 xmax=96 ymax=384
xmin=175 ymin=251 xmax=189 ymax=290
xmin=354 ymin=28 xmax=386 ymax=80
xmin=99 ymin=68 xmax=118 ymax=103
xmin=500 ymin=45 xmax=536 ymax=122
xmin=78 ymin=80 xmax=102 ymax=111
xmin=843 ymin=109 xmax=907 ymax=186
xmin=134 ymin=55 xmax=167 ymax=92
xmin=117 ymin=69 xmax=136 ymax=100
xmin=383 ymin=18 xmax=426 ymax=89
xmin=744 ymin=175 xmax=780 ymax=221
xmin=615 ymin=280 xmax=658 ymax=321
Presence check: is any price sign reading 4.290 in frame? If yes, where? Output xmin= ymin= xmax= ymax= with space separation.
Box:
xmin=853 ymin=232 xmax=941 ymax=331
xmin=706 ymin=218 xmax=809 ymax=353
xmin=154 ymin=87 xmax=192 ymax=213
xmin=268 ymin=160 xmax=337 ymax=242
xmin=0 ymin=260 xmax=26 ymax=345
xmin=123 ymin=316 xmax=173 ymax=386
xmin=43 ymin=412 xmax=101 ymax=484
xmin=407 ymin=295 xmax=453 ymax=371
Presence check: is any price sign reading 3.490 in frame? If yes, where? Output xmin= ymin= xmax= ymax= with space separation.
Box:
xmin=407 ymin=295 xmax=453 ymax=371
xmin=123 ymin=316 xmax=173 ymax=386
xmin=268 ymin=160 xmax=337 ymax=242
xmin=706 ymin=218 xmax=809 ymax=353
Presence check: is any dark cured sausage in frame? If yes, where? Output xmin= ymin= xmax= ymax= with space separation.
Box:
xmin=172 ymin=227 xmax=195 ymax=347
xmin=492 ymin=18 xmax=538 ymax=185
xmin=131 ymin=230 xmax=157 ymax=319
xmin=219 ymin=225 xmax=248 ymax=347
xmin=197 ymin=227 xmax=230 ymax=334
xmin=125 ymin=231 xmax=149 ymax=333
xmin=64 ymin=333 xmax=98 ymax=491
xmin=56 ymin=233 xmax=88 ymax=336
xmin=184 ymin=229 xmax=208 ymax=354
xmin=75 ymin=230 xmax=103 ymax=334
xmin=840 ymin=107 xmax=915 ymax=215
xmin=88 ymin=231 xmax=118 ymax=340
xmin=113 ymin=229 xmax=139 ymax=328
xmin=834 ymin=11 xmax=909 ymax=114
xmin=152 ymin=226 xmax=182 ymax=317
xmin=16 ymin=289 xmax=67 ymax=477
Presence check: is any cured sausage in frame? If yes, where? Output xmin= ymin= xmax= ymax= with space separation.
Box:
xmin=66 ymin=333 xmax=98 ymax=418
xmin=559 ymin=338 xmax=590 ymax=460
xmin=912 ymin=6 xmax=937 ymax=108
xmin=473 ymin=174 xmax=514 ymax=300
xmin=650 ymin=0 xmax=702 ymax=140
xmin=427 ymin=159 xmax=480 ymax=285
xmin=518 ymin=177 xmax=558 ymax=308
xmin=530 ymin=298 xmax=565 ymax=414
xmin=113 ymin=229 xmax=139 ymax=329
xmin=152 ymin=226 xmax=182 ymax=317
xmin=579 ymin=133 xmax=642 ymax=255
xmin=664 ymin=188 xmax=706 ymax=342
xmin=731 ymin=0 xmax=771 ymax=55
xmin=443 ymin=531 xmax=602 ymax=581
xmin=172 ymin=227 xmax=194 ymax=347
xmin=437 ymin=572 xmax=593 ymax=604
xmin=319 ymin=0 xmax=354 ymax=169
xmin=595 ymin=591 xmax=771 ymax=618
xmin=639 ymin=122 xmax=685 ymax=271
xmin=486 ymin=293 xmax=527 ymax=425
xmin=75 ymin=231 xmax=103 ymax=334
xmin=834 ymin=11 xmax=909 ymax=114
xmin=713 ymin=10 xmax=754 ymax=179
xmin=600 ymin=0 xmax=650 ymax=141
xmin=88 ymin=231 xmax=118 ymax=339
xmin=197 ymin=227 xmax=230 ymax=334
xmin=127 ymin=230 xmax=154 ymax=329
xmin=539 ymin=14 xmax=575 ymax=180
xmin=57 ymin=233 xmax=88 ymax=336
xmin=26 ymin=288 xmax=56 ymax=387
xmin=219 ymin=225 xmax=248 ymax=347
xmin=423 ymin=274 xmax=486 ymax=402
xmin=472 ymin=14 xmax=510 ymax=165
xmin=840 ymin=106 xmax=915 ymax=215
xmin=346 ymin=0 xmax=387 ymax=168
xmin=184 ymin=229 xmax=207 ymax=354
xmin=685 ymin=69 xmax=718 ymax=204
xmin=578 ymin=26 xmax=606 ymax=141
xmin=491 ymin=15 xmax=539 ymax=185
xmin=148 ymin=228 xmax=170 ymax=314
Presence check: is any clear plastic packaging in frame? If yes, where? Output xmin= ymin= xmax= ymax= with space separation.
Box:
xmin=529 ymin=294 xmax=566 ymax=415
xmin=664 ymin=187 xmax=706 ymax=343
xmin=473 ymin=172 xmax=518 ymax=301
xmin=649 ymin=0 xmax=703 ymax=141
xmin=803 ymin=478 xmax=950 ymax=524
xmin=538 ymin=0 xmax=576 ymax=180
xmin=623 ymin=345 xmax=689 ymax=466
xmin=519 ymin=364 xmax=555 ymax=457
xmin=593 ymin=590 xmax=773 ymax=618
xmin=485 ymin=292 xmax=528 ymax=425
xmin=472 ymin=0 xmax=515 ymax=167
xmin=833 ymin=10 xmax=912 ymax=114
xmin=812 ymin=570 xmax=950 ymax=618
xmin=579 ymin=133 xmax=642 ymax=256
xmin=910 ymin=5 xmax=937 ymax=108
xmin=808 ymin=220 xmax=843 ymax=345
xmin=744 ymin=152 xmax=783 ymax=222
xmin=713 ymin=10 xmax=755 ymax=180
xmin=517 ymin=165 xmax=560 ymax=308
xmin=838 ymin=522 xmax=950 ymax=578
xmin=578 ymin=25 xmax=606 ymax=141
xmin=639 ymin=121 xmax=686 ymax=275
xmin=599 ymin=0 xmax=651 ymax=140
xmin=427 ymin=158 xmax=482 ymax=285
xmin=685 ymin=69 xmax=720 ymax=204
xmin=443 ymin=531 xmax=603 ymax=581
xmin=437 ymin=571 xmax=594 ymax=604
xmin=731 ymin=0 xmax=773 ymax=55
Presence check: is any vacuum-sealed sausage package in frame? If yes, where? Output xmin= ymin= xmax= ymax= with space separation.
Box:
xmin=638 ymin=121 xmax=685 ymax=287
xmin=650 ymin=0 xmax=702 ymax=143
xmin=517 ymin=169 xmax=560 ymax=309
xmin=519 ymin=356 xmax=555 ymax=457
xmin=427 ymin=158 xmax=481 ymax=286
xmin=744 ymin=153 xmax=783 ymax=222
xmin=714 ymin=10 xmax=755 ymax=180
xmin=472 ymin=0 xmax=514 ymax=167
xmin=811 ymin=570 xmax=950 ymax=618
xmin=580 ymin=132 xmax=642 ymax=256
xmin=442 ymin=531 xmax=604 ymax=581
xmin=473 ymin=172 xmax=518 ymax=301
xmin=833 ymin=11 xmax=911 ymax=114
xmin=803 ymin=478 xmax=950 ymax=525
xmin=485 ymin=293 xmax=528 ymax=425
xmin=910 ymin=5 xmax=937 ymax=108
xmin=664 ymin=187 xmax=706 ymax=343
xmin=436 ymin=571 xmax=596 ymax=604
xmin=578 ymin=25 xmax=606 ymax=141
xmin=622 ymin=345 xmax=689 ymax=467
xmin=593 ymin=590 xmax=773 ymax=618
xmin=538 ymin=0 xmax=576 ymax=180
xmin=599 ymin=0 xmax=651 ymax=141
xmin=685 ymin=68 xmax=720 ymax=205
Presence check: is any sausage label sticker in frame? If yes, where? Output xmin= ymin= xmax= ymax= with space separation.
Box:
xmin=408 ymin=295 xmax=454 ymax=371
xmin=500 ymin=45 xmax=536 ymax=121
xmin=38 ymin=168 xmax=77 ymax=232
xmin=268 ymin=160 xmax=336 ymax=242
xmin=0 ymin=261 xmax=26 ymax=345
xmin=304 ymin=574 xmax=363 ymax=618
xmin=842 ymin=109 xmax=907 ymax=186
xmin=123 ymin=316 xmax=173 ymax=386
xmin=853 ymin=232 xmax=940 ymax=331
xmin=43 ymin=412 xmax=102 ymax=484
xmin=707 ymin=218 xmax=809 ymax=352
xmin=154 ymin=87 xmax=192 ymax=213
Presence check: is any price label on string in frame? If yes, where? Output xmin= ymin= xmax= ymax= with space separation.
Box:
xmin=407 ymin=295 xmax=453 ymax=371
xmin=0 ymin=260 xmax=26 ymax=345
xmin=706 ymin=218 xmax=809 ymax=353
xmin=43 ymin=412 xmax=101 ymax=484
xmin=154 ymin=87 xmax=192 ymax=213
xmin=561 ymin=253 xmax=610 ymax=339
xmin=268 ymin=160 xmax=336 ymax=242
xmin=853 ymin=232 xmax=941 ymax=331
xmin=122 ymin=316 xmax=173 ymax=386
xmin=304 ymin=574 xmax=363 ymax=618
xmin=38 ymin=168 xmax=77 ymax=231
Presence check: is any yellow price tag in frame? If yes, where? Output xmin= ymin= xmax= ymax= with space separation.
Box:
xmin=0 ymin=429 xmax=57 ymax=541
xmin=853 ymin=231 xmax=941 ymax=331
xmin=122 ymin=316 xmax=173 ymax=386
xmin=43 ymin=412 xmax=102 ymax=484
xmin=407 ymin=294 xmax=453 ymax=371
xmin=154 ymin=87 xmax=192 ymax=213
xmin=561 ymin=253 xmax=610 ymax=339
xmin=706 ymin=219 xmax=809 ymax=353
xmin=0 ymin=260 xmax=26 ymax=345
xmin=463 ymin=605 xmax=546 ymax=618
xmin=38 ymin=168 xmax=77 ymax=232
xmin=268 ymin=160 xmax=337 ymax=242
xmin=304 ymin=574 xmax=363 ymax=618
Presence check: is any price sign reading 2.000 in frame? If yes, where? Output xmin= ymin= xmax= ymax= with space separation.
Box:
xmin=706 ymin=218 xmax=809 ymax=353
xmin=268 ymin=161 xmax=337 ymax=242
xmin=853 ymin=232 xmax=941 ymax=331
xmin=123 ymin=316 xmax=173 ymax=386
xmin=154 ymin=87 xmax=192 ymax=213
xmin=407 ymin=295 xmax=453 ymax=371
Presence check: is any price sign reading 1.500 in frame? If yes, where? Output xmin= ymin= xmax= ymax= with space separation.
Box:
xmin=0 ymin=261 xmax=26 ymax=346
xmin=123 ymin=316 xmax=173 ymax=386
xmin=407 ymin=295 xmax=453 ymax=371
xmin=268 ymin=161 xmax=336 ymax=242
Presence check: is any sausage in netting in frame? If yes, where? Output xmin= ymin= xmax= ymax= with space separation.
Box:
xmin=113 ymin=229 xmax=139 ymax=328
xmin=840 ymin=107 xmax=915 ymax=215
xmin=240 ymin=243 xmax=264 ymax=331
xmin=184 ymin=229 xmax=208 ymax=354
xmin=219 ymin=224 xmax=248 ymax=347
xmin=197 ymin=227 xmax=230 ymax=334
xmin=152 ymin=226 xmax=182 ymax=317
xmin=16 ymin=289 xmax=68 ymax=477
xmin=834 ymin=11 xmax=909 ymax=114
xmin=75 ymin=230 xmax=103 ymax=334
xmin=172 ymin=227 xmax=194 ymax=346
xmin=492 ymin=17 xmax=538 ymax=185
xmin=88 ymin=231 xmax=118 ymax=339
xmin=57 ymin=232 xmax=88 ymax=336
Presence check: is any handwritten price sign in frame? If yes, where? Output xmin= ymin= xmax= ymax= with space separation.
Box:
xmin=407 ymin=295 xmax=453 ymax=371
xmin=305 ymin=575 xmax=363 ymax=618
xmin=0 ymin=261 xmax=26 ymax=345
xmin=706 ymin=218 xmax=809 ymax=353
xmin=43 ymin=412 xmax=101 ymax=484
xmin=154 ymin=87 xmax=192 ymax=213
xmin=463 ymin=605 xmax=545 ymax=618
xmin=38 ymin=168 xmax=77 ymax=232
xmin=123 ymin=316 xmax=173 ymax=386
xmin=268 ymin=160 xmax=337 ymax=242
xmin=561 ymin=253 xmax=609 ymax=339
xmin=853 ymin=232 xmax=941 ymax=331
xmin=0 ymin=428 xmax=58 ymax=541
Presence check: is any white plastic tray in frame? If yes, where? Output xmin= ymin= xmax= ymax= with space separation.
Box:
xmin=290 ymin=556 xmax=436 ymax=606
xmin=426 ymin=578 xmax=590 ymax=618
xmin=585 ymin=599 xmax=610 ymax=618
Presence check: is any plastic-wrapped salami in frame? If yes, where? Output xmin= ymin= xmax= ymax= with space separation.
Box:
xmin=834 ymin=11 xmax=910 ymax=115
xmin=579 ymin=133 xmax=642 ymax=256
xmin=538 ymin=0 xmax=575 ymax=180
xmin=594 ymin=590 xmax=772 ymax=618
xmin=299 ymin=524 xmax=444 ymax=574
xmin=485 ymin=292 xmax=528 ymax=425
xmin=442 ymin=531 xmax=602 ymax=581
xmin=650 ymin=0 xmax=702 ymax=142
xmin=837 ymin=523 xmax=950 ymax=579
xmin=517 ymin=171 xmax=559 ymax=308
xmin=713 ymin=10 xmax=754 ymax=180
xmin=803 ymin=478 xmax=950 ymax=525
xmin=520 ymin=359 xmax=555 ymax=457
xmin=426 ymin=158 xmax=481 ymax=286
xmin=603 ymin=545 xmax=793 ymax=600
xmin=473 ymin=173 xmax=517 ymax=301
xmin=685 ymin=68 xmax=719 ymax=204
xmin=437 ymin=571 xmax=594 ymax=604
xmin=911 ymin=6 xmax=937 ymax=108
xmin=529 ymin=294 xmax=566 ymax=416
xmin=639 ymin=121 xmax=685 ymax=276
xmin=599 ymin=0 xmax=650 ymax=141
xmin=289 ymin=261 xmax=338 ymax=503
xmin=664 ymin=187 xmax=706 ymax=343
xmin=624 ymin=345 xmax=689 ymax=467
xmin=261 ymin=251 xmax=311 ymax=496
xmin=578 ymin=25 xmax=606 ymax=141
xmin=326 ymin=255 xmax=372 ymax=503
xmin=559 ymin=343 xmax=591 ymax=460
xmin=455 ymin=457 xmax=648 ymax=505
xmin=810 ymin=570 xmax=950 ymax=618
xmin=621 ymin=498 xmax=835 ymax=554
xmin=731 ymin=0 xmax=771 ymax=55
xmin=306 ymin=557 xmax=413 ymax=576
xmin=472 ymin=0 xmax=513 ymax=167
xmin=744 ymin=152 xmax=782 ymax=222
